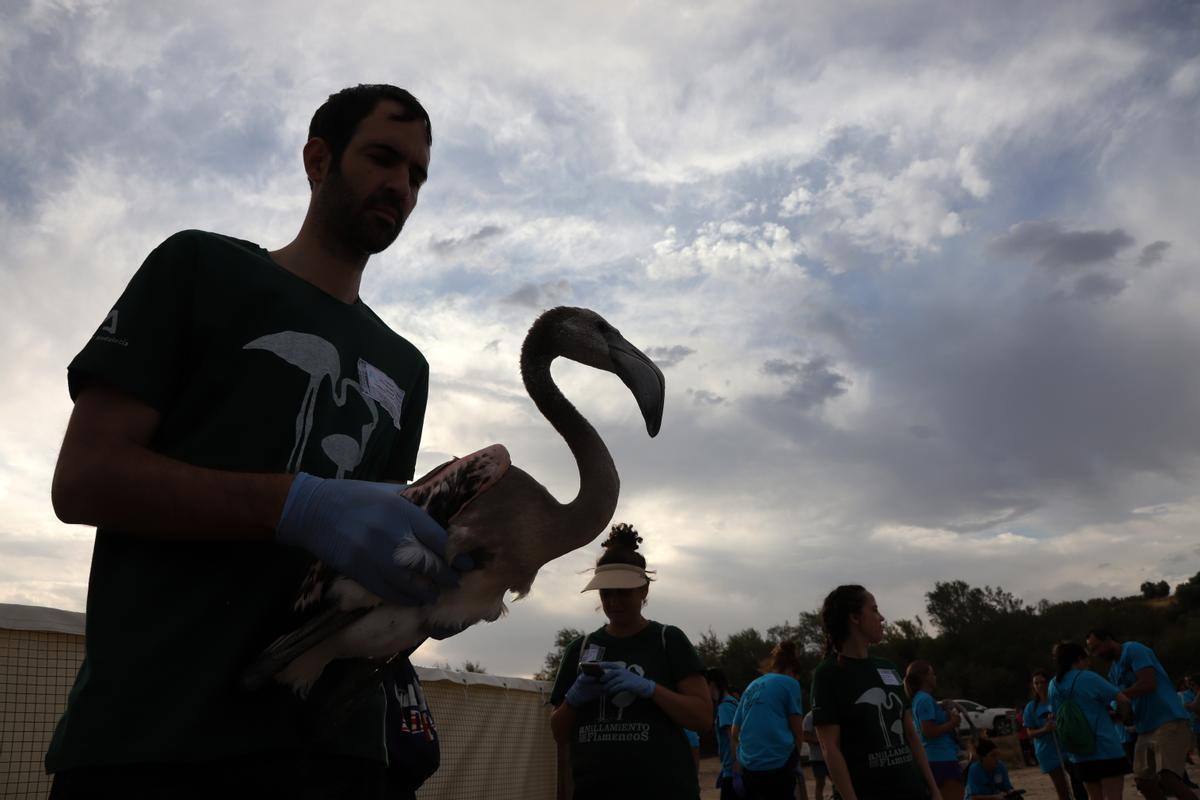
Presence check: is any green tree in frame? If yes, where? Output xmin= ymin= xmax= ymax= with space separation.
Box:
xmin=695 ymin=627 xmax=724 ymax=666
xmin=925 ymin=580 xmax=1026 ymax=636
xmin=534 ymin=626 xmax=585 ymax=681
xmin=1141 ymin=580 xmax=1170 ymax=599
xmin=721 ymin=628 xmax=773 ymax=689
xmin=462 ymin=660 xmax=487 ymax=673
xmin=1174 ymin=572 xmax=1200 ymax=611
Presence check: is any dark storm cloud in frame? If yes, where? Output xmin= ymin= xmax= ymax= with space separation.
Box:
xmin=429 ymin=225 xmax=506 ymax=255
xmin=1137 ymin=241 xmax=1170 ymax=268
xmin=687 ymin=388 xmax=726 ymax=406
xmin=747 ymin=266 xmax=1200 ymax=534
xmin=989 ymin=220 xmax=1136 ymax=269
xmin=764 ymin=357 xmax=849 ymax=411
xmin=646 ymin=345 xmax=695 ymax=369
xmin=501 ymin=279 xmax=572 ymax=308
xmin=1069 ymin=273 xmax=1127 ymax=302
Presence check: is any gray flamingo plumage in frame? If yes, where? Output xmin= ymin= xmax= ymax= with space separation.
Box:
xmin=243 ymin=307 xmax=665 ymax=697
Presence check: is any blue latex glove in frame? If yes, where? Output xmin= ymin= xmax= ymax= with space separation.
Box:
xmin=276 ymin=473 xmax=464 ymax=606
xmin=600 ymin=665 xmax=656 ymax=699
xmin=565 ymin=672 xmax=603 ymax=707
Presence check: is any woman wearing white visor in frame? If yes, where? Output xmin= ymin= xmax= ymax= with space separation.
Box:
xmin=550 ymin=523 xmax=711 ymax=800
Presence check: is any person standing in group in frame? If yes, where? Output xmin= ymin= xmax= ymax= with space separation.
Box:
xmin=962 ymin=740 xmax=1017 ymax=800
xmin=1086 ymin=629 xmax=1196 ymax=800
xmin=549 ymin=524 xmax=711 ymax=800
xmin=730 ymin=640 xmax=806 ymax=799
xmin=1182 ymin=675 xmax=1200 ymax=762
xmin=904 ymin=660 xmax=965 ymax=800
xmin=1023 ymin=669 xmax=1076 ymax=800
xmin=44 ymin=84 xmax=467 ymax=798
xmin=708 ymin=667 xmax=744 ymax=800
xmin=1048 ymin=641 xmax=1132 ymax=800
xmin=803 ymin=709 xmax=831 ymax=800
xmin=810 ymin=585 xmax=943 ymax=800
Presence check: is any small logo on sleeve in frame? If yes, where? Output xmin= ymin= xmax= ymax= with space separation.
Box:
xmin=93 ymin=308 xmax=128 ymax=346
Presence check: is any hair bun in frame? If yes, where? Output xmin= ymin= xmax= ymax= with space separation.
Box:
xmin=603 ymin=522 xmax=642 ymax=551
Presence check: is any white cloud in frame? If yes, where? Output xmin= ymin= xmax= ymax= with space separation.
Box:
xmin=644 ymin=221 xmax=803 ymax=280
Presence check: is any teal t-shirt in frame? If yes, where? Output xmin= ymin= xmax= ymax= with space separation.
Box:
xmin=733 ymin=672 xmax=803 ymax=771
xmin=550 ymin=621 xmax=705 ymax=799
xmin=811 ymin=655 xmax=929 ymax=800
xmin=716 ymin=695 xmax=738 ymax=778
xmin=1106 ymin=641 xmax=1188 ymax=734
xmin=964 ymin=760 xmax=1012 ymax=798
xmin=1022 ymin=699 xmax=1062 ymax=773
xmin=911 ymin=690 xmax=958 ymax=763
xmin=1048 ymin=669 xmax=1126 ymax=762
xmin=46 ymin=230 xmax=430 ymax=773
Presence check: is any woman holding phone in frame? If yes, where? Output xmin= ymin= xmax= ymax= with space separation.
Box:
xmin=549 ymin=523 xmax=710 ymax=799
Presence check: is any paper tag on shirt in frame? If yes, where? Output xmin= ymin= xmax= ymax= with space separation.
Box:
xmin=878 ymin=668 xmax=902 ymax=686
xmin=358 ymin=359 xmax=405 ymax=430
xmin=581 ymin=644 xmax=604 ymax=663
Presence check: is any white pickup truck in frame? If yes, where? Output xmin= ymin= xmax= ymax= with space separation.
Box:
xmin=948 ymin=698 xmax=1018 ymax=736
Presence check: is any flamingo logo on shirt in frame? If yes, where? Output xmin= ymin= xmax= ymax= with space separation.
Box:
xmin=856 ymin=687 xmax=905 ymax=746
xmin=243 ymin=331 xmax=394 ymax=477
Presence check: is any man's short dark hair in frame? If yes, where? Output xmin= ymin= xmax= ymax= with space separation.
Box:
xmin=308 ymin=84 xmax=432 ymax=171
xmin=1087 ymin=628 xmax=1117 ymax=642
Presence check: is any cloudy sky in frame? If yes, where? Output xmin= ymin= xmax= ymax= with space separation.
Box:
xmin=2 ymin=0 xmax=1199 ymax=678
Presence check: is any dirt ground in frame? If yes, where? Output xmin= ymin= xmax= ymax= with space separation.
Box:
xmin=697 ymin=756 xmax=1147 ymax=800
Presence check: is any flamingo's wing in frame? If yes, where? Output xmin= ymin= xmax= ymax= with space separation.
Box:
xmin=401 ymin=444 xmax=511 ymax=527
xmin=243 ymin=444 xmax=511 ymax=693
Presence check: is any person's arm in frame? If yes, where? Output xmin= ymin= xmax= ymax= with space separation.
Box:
xmin=790 ymin=713 xmax=806 ymax=756
xmin=816 ymin=723 xmax=859 ymax=800
xmin=730 ymin=723 xmax=742 ymax=774
xmin=915 ymin=694 xmax=959 ymax=739
xmin=597 ymin=668 xmax=711 ymax=732
xmin=53 ymin=383 xmax=458 ymax=605
xmin=1028 ymin=717 xmax=1056 ymax=737
xmin=1114 ymin=691 xmax=1133 ymax=724
xmin=903 ymin=710 xmax=944 ymax=800
xmin=550 ymin=701 xmax=578 ymax=746
xmin=920 ymin=714 xmax=960 ymax=739
xmin=1121 ymin=666 xmax=1158 ymax=699
xmin=53 ymin=384 xmax=291 ymax=537
xmin=650 ymin=673 xmax=713 ymax=732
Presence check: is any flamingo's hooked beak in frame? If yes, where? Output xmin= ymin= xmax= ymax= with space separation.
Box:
xmin=606 ymin=332 xmax=666 ymax=437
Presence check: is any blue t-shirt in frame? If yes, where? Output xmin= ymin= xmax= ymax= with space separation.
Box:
xmin=732 ymin=673 xmax=803 ymax=771
xmin=684 ymin=728 xmax=700 ymax=748
xmin=964 ymin=760 xmax=1013 ymax=799
xmin=1048 ymin=669 xmax=1126 ymax=762
xmin=1106 ymin=641 xmax=1188 ymax=734
xmin=912 ymin=690 xmax=958 ymax=762
xmin=715 ymin=695 xmax=738 ymax=778
xmin=1022 ymin=699 xmax=1062 ymax=773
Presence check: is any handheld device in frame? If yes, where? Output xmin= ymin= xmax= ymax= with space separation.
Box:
xmin=579 ymin=661 xmax=604 ymax=677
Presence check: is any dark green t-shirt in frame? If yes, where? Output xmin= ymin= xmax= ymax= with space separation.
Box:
xmin=810 ymin=654 xmax=929 ymax=800
xmin=550 ymin=621 xmax=705 ymax=799
xmin=46 ymin=230 xmax=429 ymax=772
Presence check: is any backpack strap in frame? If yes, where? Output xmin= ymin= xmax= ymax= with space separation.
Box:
xmin=577 ymin=632 xmax=591 ymax=668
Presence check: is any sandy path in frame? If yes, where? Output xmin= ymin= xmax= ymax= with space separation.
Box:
xmin=697 ymin=757 xmax=1145 ymax=799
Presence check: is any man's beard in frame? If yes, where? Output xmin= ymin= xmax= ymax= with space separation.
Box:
xmin=314 ymin=168 xmax=403 ymax=256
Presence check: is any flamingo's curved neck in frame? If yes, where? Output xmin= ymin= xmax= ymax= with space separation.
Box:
xmin=521 ymin=340 xmax=620 ymax=557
